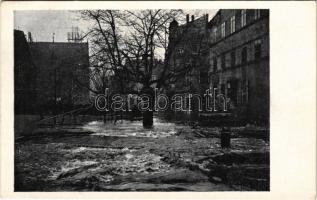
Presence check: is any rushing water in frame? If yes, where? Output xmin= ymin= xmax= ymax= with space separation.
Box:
xmin=81 ymin=117 xmax=188 ymax=138
xmin=15 ymin=116 xmax=269 ymax=191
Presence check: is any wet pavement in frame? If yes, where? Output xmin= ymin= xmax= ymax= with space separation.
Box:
xmin=15 ymin=118 xmax=269 ymax=191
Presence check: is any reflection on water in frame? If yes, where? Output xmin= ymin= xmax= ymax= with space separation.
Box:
xmin=82 ymin=117 xmax=187 ymax=138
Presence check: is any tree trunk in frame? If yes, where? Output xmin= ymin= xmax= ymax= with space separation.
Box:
xmin=103 ymin=113 xmax=107 ymax=123
xmin=143 ymin=110 xmax=153 ymax=128
xmin=142 ymin=86 xmax=154 ymax=129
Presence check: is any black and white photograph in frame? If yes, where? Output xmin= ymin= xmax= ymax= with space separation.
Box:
xmin=13 ymin=9 xmax=270 ymax=191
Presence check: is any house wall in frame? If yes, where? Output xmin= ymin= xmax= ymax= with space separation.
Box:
xmin=166 ymin=9 xmax=269 ymax=124
xmin=14 ymin=30 xmax=37 ymax=114
xmin=207 ymin=9 xmax=269 ymax=124
xmin=168 ymin=15 xmax=209 ymax=95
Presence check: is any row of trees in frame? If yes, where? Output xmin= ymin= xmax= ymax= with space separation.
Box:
xmin=79 ymin=10 xmax=206 ymax=128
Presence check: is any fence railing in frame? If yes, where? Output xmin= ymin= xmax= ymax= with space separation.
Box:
xmin=33 ymin=105 xmax=143 ymax=127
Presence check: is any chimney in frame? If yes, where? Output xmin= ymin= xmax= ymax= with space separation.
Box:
xmin=27 ymin=32 xmax=33 ymax=43
xmin=186 ymin=14 xmax=189 ymax=23
xmin=191 ymin=15 xmax=195 ymax=22
xmin=206 ymin=14 xmax=209 ymax=23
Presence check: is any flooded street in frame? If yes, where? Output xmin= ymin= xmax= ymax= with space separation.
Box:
xmin=82 ymin=118 xmax=187 ymax=138
xmin=15 ymin=118 xmax=269 ymax=191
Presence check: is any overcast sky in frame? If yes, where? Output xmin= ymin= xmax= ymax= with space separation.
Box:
xmin=14 ymin=10 xmax=217 ymax=43
xmin=14 ymin=10 xmax=88 ymax=42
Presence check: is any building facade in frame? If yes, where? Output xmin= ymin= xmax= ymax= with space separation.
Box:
xmin=167 ymin=14 xmax=210 ymax=95
xmin=167 ymin=9 xmax=269 ymax=124
xmin=166 ymin=14 xmax=210 ymax=118
xmin=14 ymin=30 xmax=37 ymax=114
xmin=29 ymin=42 xmax=90 ymax=109
xmin=207 ymin=9 xmax=269 ymax=124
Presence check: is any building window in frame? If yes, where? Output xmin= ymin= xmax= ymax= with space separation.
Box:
xmin=227 ymin=80 xmax=238 ymax=104
xmin=151 ymin=75 xmax=156 ymax=81
xmin=213 ymin=27 xmax=217 ymax=41
xmin=221 ymin=22 xmax=226 ymax=38
xmin=254 ymin=9 xmax=261 ymax=20
xmin=221 ymin=54 xmax=225 ymax=69
xmin=217 ymin=57 xmax=221 ymax=71
xmin=177 ymin=48 xmax=184 ymax=55
xmin=220 ymin=83 xmax=226 ymax=96
xmin=254 ymin=39 xmax=262 ymax=60
xmin=241 ymin=80 xmax=249 ymax=104
xmin=55 ymin=67 xmax=61 ymax=82
xmin=199 ymin=71 xmax=208 ymax=84
xmin=185 ymin=72 xmax=190 ymax=86
xmin=241 ymin=47 xmax=247 ymax=64
xmin=241 ymin=9 xmax=247 ymax=27
xmin=231 ymin=51 xmax=236 ymax=67
xmin=213 ymin=58 xmax=217 ymax=72
xmin=230 ymin=16 xmax=235 ymax=34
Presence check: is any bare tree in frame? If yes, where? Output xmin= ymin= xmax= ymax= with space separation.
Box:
xmin=80 ymin=9 xmax=207 ymax=127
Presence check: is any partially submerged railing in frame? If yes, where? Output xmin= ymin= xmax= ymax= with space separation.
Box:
xmin=34 ymin=105 xmax=142 ymax=127
xmin=33 ymin=104 xmax=94 ymax=127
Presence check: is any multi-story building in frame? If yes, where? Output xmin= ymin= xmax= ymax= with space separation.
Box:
xmin=167 ymin=14 xmax=210 ymax=117
xmin=167 ymin=14 xmax=210 ymax=94
xmin=29 ymin=41 xmax=90 ymax=109
xmin=14 ymin=30 xmax=37 ymax=114
xmin=207 ymin=9 xmax=269 ymax=124
xmin=167 ymin=9 xmax=269 ymax=124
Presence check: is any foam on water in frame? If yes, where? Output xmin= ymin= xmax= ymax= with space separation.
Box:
xmin=81 ymin=117 xmax=187 ymax=138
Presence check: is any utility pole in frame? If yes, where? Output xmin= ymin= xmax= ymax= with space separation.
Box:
xmin=50 ymin=48 xmax=57 ymax=125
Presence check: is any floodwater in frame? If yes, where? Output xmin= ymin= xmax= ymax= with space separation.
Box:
xmin=15 ymin=117 xmax=269 ymax=191
xmin=81 ymin=118 xmax=187 ymax=138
